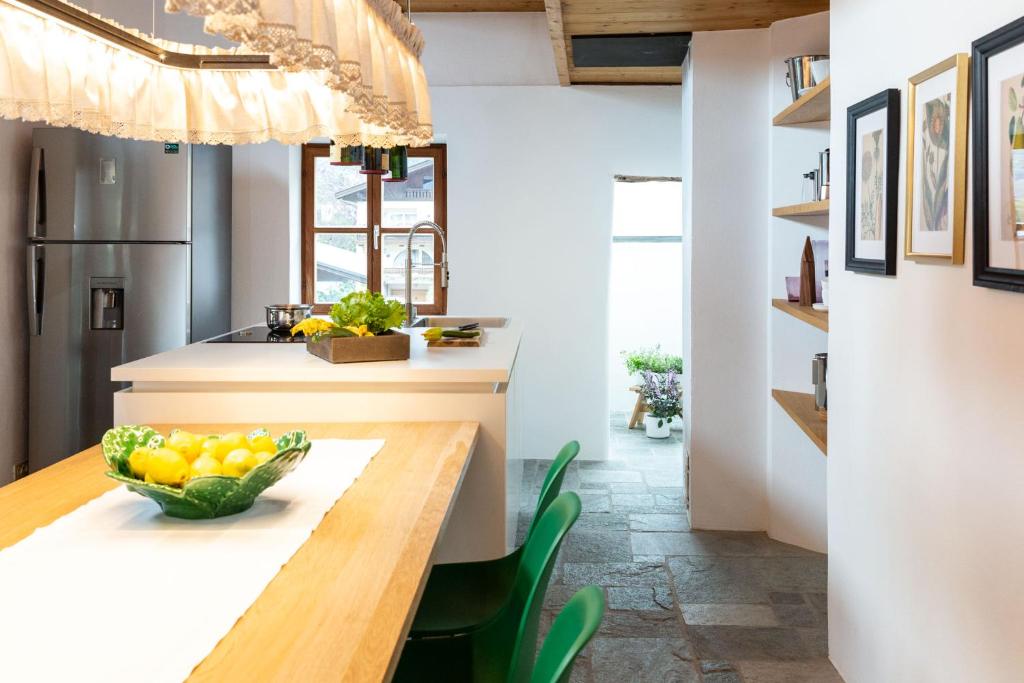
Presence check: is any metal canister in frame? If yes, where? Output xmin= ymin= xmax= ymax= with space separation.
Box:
xmin=811 ymin=353 xmax=828 ymax=412
xmin=818 ymin=148 xmax=831 ymax=201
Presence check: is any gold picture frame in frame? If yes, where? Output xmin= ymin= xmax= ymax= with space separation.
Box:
xmin=905 ymin=54 xmax=970 ymax=263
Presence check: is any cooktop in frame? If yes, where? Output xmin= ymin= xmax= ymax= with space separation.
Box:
xmin=206 ymin=325 xmax=306 ymax=343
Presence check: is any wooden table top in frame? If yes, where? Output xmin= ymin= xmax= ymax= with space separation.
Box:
xmin=0 ymin=421 xmax=479 ymax=683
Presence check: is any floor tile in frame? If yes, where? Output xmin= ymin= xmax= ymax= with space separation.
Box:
xmin=732 ymin=658 xmax=844 ymax=682
xmin=610 ymin=493 xmax=658 ymax=512
xmin=681 ymin=604 xmax=780 ymax=627
xmin=589 ymin=638 xmax=700 ymax=683
xmin=771 ymin=603 xmax=820 ymax=627
xmin=667 ymin=556 xmax=826 ymax=604
xmin=562 ymin=530 xmax=632 ymax=563
xmin=561 ymin=561 xmax=669 ymax=588
xmin=687 ymin=625 xmax=813 ymax=660
xmin=580 ymin=469 xmax=644 ymax=484
xmin=633 ymin=531 xmax=818 ymax=558
xmin=607 ymin=585 xmax=675 ymax=611
xmin=577 ymin=492 xmax=611 ymax=513
xmin=573 ymin=512 xmax=630 ymax=532
xmin=630 ymin=513 xmax=690 ymax=532
xmin=595 ymin=610 xmax=683 ymax=638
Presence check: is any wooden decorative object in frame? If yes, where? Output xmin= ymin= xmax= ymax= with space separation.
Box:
xmin=427 ymin=331 xmax=484 ymax=348
xmin=307 ymin=330 xmax=410 ymax=363
xmin=799 ymin=236 xmax=816 ymax=306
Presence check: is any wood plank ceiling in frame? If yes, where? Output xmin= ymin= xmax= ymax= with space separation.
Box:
xmin=410 ymin=0 xmax=829 ymax=85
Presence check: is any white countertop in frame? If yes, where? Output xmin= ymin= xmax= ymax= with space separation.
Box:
xmin=112 ymin=320 xmax=522 ymax=384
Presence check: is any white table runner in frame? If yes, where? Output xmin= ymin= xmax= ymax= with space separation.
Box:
xmin=0 ymin=438 xmax=384 ymax=683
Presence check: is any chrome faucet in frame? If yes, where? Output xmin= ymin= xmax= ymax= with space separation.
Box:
xmin=405 ymin=220 xmax=448 ymax=323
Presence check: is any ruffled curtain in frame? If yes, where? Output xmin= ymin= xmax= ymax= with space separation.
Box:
xmin=0 ymin=0 xmax=431 ymax=147
xmin=165 ymin=0 xmax=432 ymax=146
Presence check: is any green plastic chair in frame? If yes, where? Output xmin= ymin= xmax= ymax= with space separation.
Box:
xmin=393 ymin=491 xmax=582 ymax=683
xmin=529 ymin=586 xmax=605 ymax=683
xmin=409 ymin=441 xmax=580 ymax=638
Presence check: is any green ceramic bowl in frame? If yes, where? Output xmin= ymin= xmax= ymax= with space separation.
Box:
xmin=102 ymin=426 xmax=312 ymax=519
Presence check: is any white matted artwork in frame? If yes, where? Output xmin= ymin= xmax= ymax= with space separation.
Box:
xmin=906 ymin=54 xmax=968 ymax=262
xmin=855 ymin=110 xmax=887 ymax=262
xmin=846 ymin=89 xmax=899 ymax=276
xmin=986 ymin=41 xmax=1024 ymax=270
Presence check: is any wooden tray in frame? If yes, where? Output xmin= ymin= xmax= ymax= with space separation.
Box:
xmin=307 ymin=330 xmax=410 ymax=363
xmin=427 ymin=330 xmax=484 ymax=348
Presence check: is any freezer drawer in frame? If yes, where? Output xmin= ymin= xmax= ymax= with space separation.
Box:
xmin=29 ymin=129 xmax=189 ymax=242
xmin=28 ymin=243 xmax=190 ymax=471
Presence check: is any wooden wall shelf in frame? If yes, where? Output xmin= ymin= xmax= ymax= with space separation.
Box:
xmin=772 ymin=390 xmax=827 ymax=455
xmin=772 ymin=200 xmax=829 ymax=217
xmin=772 ymin=299 xmax=828 ymax=332
xmin=773 ymin=77 xmax=831 ymax=126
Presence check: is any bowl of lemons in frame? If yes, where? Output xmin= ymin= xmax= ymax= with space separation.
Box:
xmin=101 ymin=425 xmax=312 ymax=519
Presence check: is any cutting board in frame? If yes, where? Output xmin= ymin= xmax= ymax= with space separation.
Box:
xmin=427 ymin=330 xmax=484 ymax=347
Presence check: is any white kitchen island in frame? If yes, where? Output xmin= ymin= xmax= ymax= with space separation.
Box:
xmin=111 ymin=320 xmax=523 ymax=563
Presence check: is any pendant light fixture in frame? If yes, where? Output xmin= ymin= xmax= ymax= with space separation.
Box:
xmin=330 ymin=144 xmax=365 ymax=167
xmin=0 ymin=0 xmax=432 ymax=147
xmin=360 ymin=147 xmax=388 ymax=175
xmin=382 ymin=146 xmax=409 ymax=182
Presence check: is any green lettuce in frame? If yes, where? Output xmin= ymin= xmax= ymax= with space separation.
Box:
xmin=329 ymin=291 xmax=406 ymax=335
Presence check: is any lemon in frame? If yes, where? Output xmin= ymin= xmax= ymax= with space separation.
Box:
xmin=167 ymin=430 xmax=201 ymax=463
xmin=189 ymin=453 xmax=222 ymax=478
xmin=216 ymin=432 xmax=248 ymax=460
xmin=222 ymin=448 xmax=257 ymax=477
xmin=247 ymin=434 xmax=277 ymax=455
xmin=128 ymin=447 xmax=152 ymax=479
xmin=253 ymin=450 xmax=274 ymax=466
xmin=146 ymin=447 xmax=190 ymax=487
xmin=200 ymin=436 xmax=222 ymax=460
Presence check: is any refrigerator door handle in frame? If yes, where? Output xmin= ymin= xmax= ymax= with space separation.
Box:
xmin=27 ymin=147 xmax=45 ymax=239
xmin=27 ymin=245 xmax=44 ymax=336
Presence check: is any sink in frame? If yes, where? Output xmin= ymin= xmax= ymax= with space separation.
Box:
xmin=408 ymin=316 xmax=509 ymax=329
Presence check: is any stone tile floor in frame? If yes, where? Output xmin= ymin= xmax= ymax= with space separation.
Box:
xmin=518 ymin=416 xmax=842 ymax=683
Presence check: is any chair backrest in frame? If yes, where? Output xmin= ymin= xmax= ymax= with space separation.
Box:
xmin=525 ymin=441 xmax=580 ymax=541
xmin=473 ymin=491 xmax=581 ymax=683
xmin=528 ymin=586 xmax=605 ymax=683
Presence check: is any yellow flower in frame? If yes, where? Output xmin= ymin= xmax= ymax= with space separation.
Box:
xmin=343 ymin=325 xmax=375 ymax=337
xmin=291 ymin=318 xmax=337 ymax=337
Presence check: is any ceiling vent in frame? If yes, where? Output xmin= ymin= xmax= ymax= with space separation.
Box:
xmin=571 ymin=33 xmax=691 ymax=68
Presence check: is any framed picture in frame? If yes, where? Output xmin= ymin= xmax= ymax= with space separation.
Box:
xmin=973 ymin=16 xmax=1024 ymax=292
xmin=905 ymin=54 xmax=970 ymax=262
xmin=846 ymin=89 xmax=900 ymax=275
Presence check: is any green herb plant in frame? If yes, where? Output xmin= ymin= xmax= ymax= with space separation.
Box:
xmin=621 ymin=345 xmax=683 ymax=375
xmin=329 ymin=291 xmax=406 ymax=336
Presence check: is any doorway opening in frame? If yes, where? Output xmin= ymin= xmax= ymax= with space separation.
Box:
xmin=606 ymin=175 xmax=685 ymax=499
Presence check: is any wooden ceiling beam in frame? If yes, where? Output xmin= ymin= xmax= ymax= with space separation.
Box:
xmin=543 ymin=0 xmax=571 ymax=86
xmin=406 ymin=0 xmax=544 ymax=10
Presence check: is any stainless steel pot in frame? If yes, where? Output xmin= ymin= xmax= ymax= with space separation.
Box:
xmin=784 ymin=55 xmax=829 ymax=101
xmin=265 ymin=304 xmax=313 ymax=332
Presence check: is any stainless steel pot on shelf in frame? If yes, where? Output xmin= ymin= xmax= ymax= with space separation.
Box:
xmin=265 ymin=304 xmax=313 ymax=332
xmin=784 ymin=55 xmax=829 ymax=101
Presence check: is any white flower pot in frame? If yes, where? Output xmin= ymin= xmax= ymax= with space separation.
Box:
xmin=644 ymin=414 xmax=672 ymax=439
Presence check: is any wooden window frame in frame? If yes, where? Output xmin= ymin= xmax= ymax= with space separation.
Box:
xmin=301 ymin=143 xmax=448 ymax=316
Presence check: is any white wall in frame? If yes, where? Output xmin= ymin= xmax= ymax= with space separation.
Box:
xmin=435 ymin=85 xmax=681 ymax=460
xmin=415 ymin=13 xmax=557 ymax=86
xmin=0 ymin=120 xmax=33 ymax=484
xmin=767 ymin=13 xmax=830 ymax=552
xmin=828 ymin=1 xmax=1024 ymax=680
xmin=682 ymin=30 xmax=771 ymax=530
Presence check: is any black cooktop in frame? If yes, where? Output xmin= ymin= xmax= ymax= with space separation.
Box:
xmin=206 ymin=325 xmax=306 ymax=343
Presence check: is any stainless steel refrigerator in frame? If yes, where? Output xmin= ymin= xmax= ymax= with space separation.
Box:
xmin=27 ymin=129 xmax=232 ymax=472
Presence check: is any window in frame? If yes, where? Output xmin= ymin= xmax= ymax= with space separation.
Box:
xmin=301 ymin=144 xmax=447 ymax=314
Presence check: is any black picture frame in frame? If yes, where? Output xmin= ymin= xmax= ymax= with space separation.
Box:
xmin=972 ymin=15 xmax=1024 ymax=293
xmin=845 ymin=89 xmax=901 ymax=275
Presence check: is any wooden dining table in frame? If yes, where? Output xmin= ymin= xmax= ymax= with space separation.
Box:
xmin=0 ymin=421 xmax=479 ymax=682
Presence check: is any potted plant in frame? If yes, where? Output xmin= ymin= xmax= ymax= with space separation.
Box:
xmin=621 ymin=345 xmax=683 ymax=383
xmin=292 ymin=291 xmax=410 ymax=363
xmin=640 ymin=370 xmax=682 ymax=439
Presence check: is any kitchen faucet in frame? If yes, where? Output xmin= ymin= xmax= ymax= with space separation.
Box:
xmin=405 ymin=220 xmax=448 ymax=324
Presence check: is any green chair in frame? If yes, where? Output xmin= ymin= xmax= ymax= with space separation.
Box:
xmin=393 ymin=491 xmax=582 ymax=683
xmin=409 ymin=441 xmax=580 ymax=638
xmin=530 ymin=586 xmax=605 ymax=683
